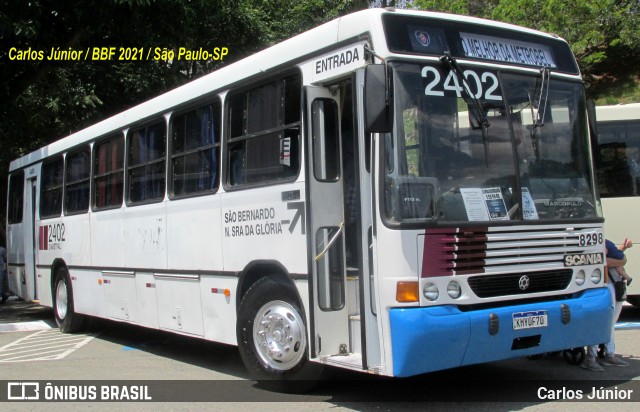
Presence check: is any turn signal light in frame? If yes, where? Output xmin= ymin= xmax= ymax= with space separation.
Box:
xmin=396 ymin=282 xmax=419 ymax=303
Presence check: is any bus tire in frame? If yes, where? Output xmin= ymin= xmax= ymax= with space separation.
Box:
xmin=236 ymin=276 xmax=322 ymax=392
xmin=53 ymin=267 xmax=85 ymax=333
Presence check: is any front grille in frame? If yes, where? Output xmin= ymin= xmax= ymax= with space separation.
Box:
xmin=422 ymin=225 xmax=600 ymax=277
xmin=467 ymin=269 xmax=573 ymax=298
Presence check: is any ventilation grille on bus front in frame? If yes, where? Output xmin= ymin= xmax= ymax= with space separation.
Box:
xmin=467 ymin=269 xmax=573 ymax=298
xmin=421 ymin=226 xmax=598 ymax=277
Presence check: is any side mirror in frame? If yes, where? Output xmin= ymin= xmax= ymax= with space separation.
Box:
xmin=364 ymin=64 xmax=392 ymax=133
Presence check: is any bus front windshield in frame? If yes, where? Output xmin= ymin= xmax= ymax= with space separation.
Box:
xmin=384 ymin=62 xmax=599 ymax=225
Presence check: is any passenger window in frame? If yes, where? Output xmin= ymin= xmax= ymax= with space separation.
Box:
xmin=127 ymin=121 xmax=166 ymax=204
xmin=93 ymin=134 xmax=124 ymax=210
xmin=227 ymin=73 xmax=301 ymax=187
xmin=65 ymin=146 xmax=91 ymax=214
xmin=170 ymin=100 xmax=221 ymax=197
xmin=40 ymin=157 xmax=64 ymax=219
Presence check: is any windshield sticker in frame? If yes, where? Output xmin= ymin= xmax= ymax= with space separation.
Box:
xmin=460 ymin=188 xmax=490 ymax=221
xmin=460 ymin=187 xmax=510 ymax=221
xmin=482 ymin=187 xmax=509 ymax=220
xmin=460 ymin=32 xmax=557 ymax=69
xmin=521 ymin=187 xmax=539 ymax=220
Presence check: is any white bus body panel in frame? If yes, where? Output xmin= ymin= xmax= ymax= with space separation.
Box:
xmin=602 ymin=198 xmax=640 ymax=296
xmin=123 ymin=202 xmax=167 ymax=269
xmin=597 ymin=103 xmax=640 ymax=301
xmin=166 ymin=195 xmax=223 ymax=271
xmin=71 ymin=269 xmax=106 ymax=318
xmin=220 ymin=182 xmax=308 ymax=274
xmin=90 ymin=208 xmax=126 ymax=268
xmin=200 ymin=275 xmax=237 ymax=345
xmin=134 ymin=272 xmax=159 ymax=329
xmin=155 ymin=274 xmax=204 ymax=336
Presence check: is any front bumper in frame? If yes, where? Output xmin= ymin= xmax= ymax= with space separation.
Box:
xmin=389 ymin=287 xmax=613 ymax=377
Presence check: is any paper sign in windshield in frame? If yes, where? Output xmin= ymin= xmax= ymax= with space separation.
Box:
xmin=460 ymin=187 xmax=510 ymax=221
xmin=521 ymin=187 xmax=539 ymax=220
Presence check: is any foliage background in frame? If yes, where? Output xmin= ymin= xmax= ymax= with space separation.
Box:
xmin=1 ymin=0 xmax=638 ymax=221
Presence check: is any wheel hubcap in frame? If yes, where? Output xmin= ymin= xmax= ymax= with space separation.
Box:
xmin=56 ymin=280 xmax=68 ymax=320
xmin=253 ymin=300 xmax=305 ymax=371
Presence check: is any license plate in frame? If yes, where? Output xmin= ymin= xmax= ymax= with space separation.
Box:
xmin=512 ymin=310 xmax=548 ymax=330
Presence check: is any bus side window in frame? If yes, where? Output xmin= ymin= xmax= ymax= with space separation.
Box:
xmin=226 ymin=73 xmax=301 ymax=188
xmin=65 ymin=146 xmax=91 ymax=214
xmin=93 ymin=134 xmax=124 ymax=210
xmin=7 ymin=171 xmax=25 ymax=224
xmin=170 ymin=100 xmax=221 ymax=197
xmin=40 ymin=157 xmax=64 ymax=219
xmin=127 ymin=121 xmax=167 ymax=204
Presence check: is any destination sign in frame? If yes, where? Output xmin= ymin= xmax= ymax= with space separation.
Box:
xmin=460 ymin=32 xmax=557 ymax=68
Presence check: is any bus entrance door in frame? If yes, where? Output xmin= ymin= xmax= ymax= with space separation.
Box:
xmin=24 ymin=178 xmax=38 ymax=302
xmin=306 ymin=86 xmax=350 ymax=359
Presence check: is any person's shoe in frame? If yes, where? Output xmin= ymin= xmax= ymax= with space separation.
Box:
xmin=601 ymin=355 xmax=629 ymax=367
xmin=581 ymin=356 xmax=605 ymax=372
xmin=0 ymin=295 xmax=7 ymax=304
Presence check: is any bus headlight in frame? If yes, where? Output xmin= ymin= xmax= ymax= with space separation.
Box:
xmin=575 ymin=270 xmax=586 ymax=286
xmin=423 ymin=282 xmax=439 ymax=301
xmin=591 ymin=268 xmax=602 ymax=284
xmin=447 ymin=281 xmax=462 ymax=299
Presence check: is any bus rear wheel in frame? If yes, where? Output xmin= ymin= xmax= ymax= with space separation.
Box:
xmin=53 ymin=267 xmax=85 ymax=333
xmin=236 ymin=276 xmax=322 ymax=391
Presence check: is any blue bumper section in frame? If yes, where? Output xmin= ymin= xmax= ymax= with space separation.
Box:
xmin=389 ymin=288 xmax=613 ymax=377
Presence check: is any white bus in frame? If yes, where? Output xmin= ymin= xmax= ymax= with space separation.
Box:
xmin=6 ymin=8 xmax=612 ymax=385
xmin=595 ymin=103 xmax=640 ymax=307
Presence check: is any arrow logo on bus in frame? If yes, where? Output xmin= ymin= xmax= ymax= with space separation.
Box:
xmin=287 ymin=201 xmax=305 ymax=234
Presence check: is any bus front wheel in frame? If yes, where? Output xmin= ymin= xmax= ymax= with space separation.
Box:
xmin=236 ymin=276 xmax=322 ymax=391
xmin=53 ymin=267 xmax=85 ymax=333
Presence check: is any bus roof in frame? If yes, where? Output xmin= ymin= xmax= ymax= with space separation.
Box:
xmin=9 ymin=8 xmax=570 ymax=172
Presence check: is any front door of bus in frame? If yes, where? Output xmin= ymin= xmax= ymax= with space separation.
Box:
xmin=306 ymin=87 xmax=349 ymax=358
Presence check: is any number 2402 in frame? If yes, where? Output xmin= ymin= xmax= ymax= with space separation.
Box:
xmin=421 ymin=66 xmax=502 ymax=101
xmin=48 ymin=223 xmax=66 ymax=243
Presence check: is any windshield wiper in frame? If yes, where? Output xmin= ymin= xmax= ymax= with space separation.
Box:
xmin=439 ymin=53 xmax=490 ymax=130
xmin=439 ymin=52 xmax=491 ymax=165
xmin=529 ymin=67 xmax=551 ymax=159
